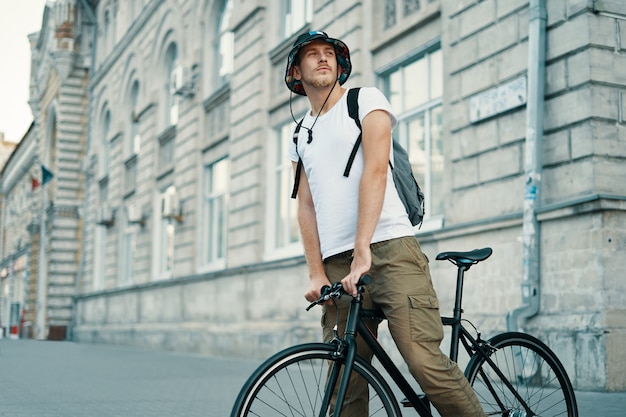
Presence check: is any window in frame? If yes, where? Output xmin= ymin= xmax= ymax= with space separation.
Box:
xmin=214 ymin=0 xmax=233 ymax=89
xmin=381 ymin=47 xmax=443 ymax=221
xmin=200 ymin=158 xmax=229 ymax=267
xmin=119 ymin=206 xmax=136 ymax=286
xmin=93 ymin=183 xmax=108 ymax=290
xmin=207 ymin=98 xmax=229 ymax=139
xmin=124 ymin=156 xmax=137 ymax=195
xmin=282 ymin=0 xmax=313 ymax=39
xmin=269 ymin=121 xmax=300 ymax=253
xmin=99 ymin=109 xmax=111 ymax=179
xmin=124 ymin=80 xmax=140 ymax=194
xmin=165 ymin=43 xmax=180 ymax=126
xmin=128 ymin=80 xmax=140 ymax=157
xmin=159 ymin=134 xmax=175 ymax=171
xmin=158 ymin=185 xmax=176 ymax=277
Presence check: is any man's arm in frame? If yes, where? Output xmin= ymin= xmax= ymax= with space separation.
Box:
xmin=341 ymin=109 xmax=392 ymax=296
xmin=292 ymin=161 xmax=331 ymax=302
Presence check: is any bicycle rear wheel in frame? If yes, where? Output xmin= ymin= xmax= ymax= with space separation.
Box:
xmin=231 ymin=342 xmax=401 ymax=417
xmin=465 ymin=331 xmax=578 ymax=417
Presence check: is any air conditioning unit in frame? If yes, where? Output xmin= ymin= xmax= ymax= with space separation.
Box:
xmin=127 ymin=203 xmax=145 ymax=226
xmin=169 ymin=65 xmax=184 ymax=95
xmin=172 ymin=64 xmax=199 ymax=98
xmin=96 ymin=206 xmax=115 ymax=227
xmin=161 ymin=192 xmax=183 ymax=222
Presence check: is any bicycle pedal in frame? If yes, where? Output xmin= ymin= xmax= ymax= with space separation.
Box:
xmin=400 ymin=394 xmax=430 ymax=409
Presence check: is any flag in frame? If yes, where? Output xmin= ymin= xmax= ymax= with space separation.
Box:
xmin=31 ymin=176 xmax=40 ymax=191
xmin=41 ymin=164 xmax=54 ymax=186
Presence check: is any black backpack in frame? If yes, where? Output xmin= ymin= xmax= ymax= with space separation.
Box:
xmin=291 ymin=87 xmax=425 ymax=227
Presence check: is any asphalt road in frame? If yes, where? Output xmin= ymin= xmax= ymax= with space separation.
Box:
xmin=0 ymin=339 xmax=624 ymax=416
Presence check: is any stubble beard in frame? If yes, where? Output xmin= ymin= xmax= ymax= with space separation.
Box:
xmin=306 ymin=72 xmax=337 ymax=89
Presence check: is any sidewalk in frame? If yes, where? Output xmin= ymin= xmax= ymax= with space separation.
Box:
xmin=0 ymin=339 xmax=624 ymax=416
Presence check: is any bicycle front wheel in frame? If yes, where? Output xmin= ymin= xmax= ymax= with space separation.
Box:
xmin=465 ymin=331 xmax=578 ymax=417
xmin=231 ymin=342 xmax=401 ymax=417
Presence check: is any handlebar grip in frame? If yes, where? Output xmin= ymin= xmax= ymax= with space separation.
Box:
xmin=320 ymin=285 xmax=331 ymax=297
xmin=358 ymin=274 xmax=372 ymax=286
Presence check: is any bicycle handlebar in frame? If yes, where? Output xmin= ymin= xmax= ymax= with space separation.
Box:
xmin=306 ymin=274 xmax=372 ymax=311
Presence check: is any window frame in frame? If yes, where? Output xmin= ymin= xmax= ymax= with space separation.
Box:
xmin=128 ymin=79 xmax=141 ymax=158
xmin=264 ymin=119 xmax=302 ymax=260
xmin=98 ymin=109 xmax=111 ymax=180
xmin=281 ymin=0 xmax=313 ymax=39
xmin=93 ymin=181 xmax=109 ymax=291
xmin=153 ymin=185 xmax=176 ymax=280
xmin=124 ymin=155 xmax=138 ymax=196
xmin=198 ymin=156 xmax=229 ymax=271
xmin=214 ymin=0 xmax=234 ymax=90
xmin=378 ymin=44 xmax=444 ymax=230
xmin=118 ymin=205 xmax=136 ymax=287
xmin=165 ymin=43 xmax=180 ymax=127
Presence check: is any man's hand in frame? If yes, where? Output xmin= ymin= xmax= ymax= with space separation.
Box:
xmin=305 ymin=275 xmax=332 ymax=302
xmin=341 ymin=248 xmax=371 ymax=297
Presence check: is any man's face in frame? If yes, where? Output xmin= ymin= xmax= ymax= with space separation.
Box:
xmin=293 ymin=40 xmax=339 ymax=91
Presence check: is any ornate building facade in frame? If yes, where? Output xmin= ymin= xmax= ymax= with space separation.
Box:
xmin=0 ymin=0 xmax=91 ymax=341
xmin=1 ymin=0 xmax=624 ymax=391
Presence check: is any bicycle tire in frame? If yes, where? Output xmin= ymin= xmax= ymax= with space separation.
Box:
xmin=465 ymin=331 xmax=578 ymax=417
xmin=231 ymin=342 xmax=401 ymax=417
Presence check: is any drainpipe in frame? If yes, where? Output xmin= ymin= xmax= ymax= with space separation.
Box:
xmin=506 ymin=0 xmax=546 ymax=332
xmin=71 ymin=0 xmax=97 ymax=341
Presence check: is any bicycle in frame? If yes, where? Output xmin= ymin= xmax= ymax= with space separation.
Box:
xmin=231 ymin=247 xmax=578 ymax=416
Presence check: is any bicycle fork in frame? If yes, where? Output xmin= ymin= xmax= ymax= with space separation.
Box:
xmin=328 ymin=296 xmax=361 ymax=417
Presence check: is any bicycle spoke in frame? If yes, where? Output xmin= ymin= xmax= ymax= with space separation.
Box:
xmin=466 ymin=333 xmax=577 ymax=417
xmin=232 ymin=345 xmax=400 ymax=417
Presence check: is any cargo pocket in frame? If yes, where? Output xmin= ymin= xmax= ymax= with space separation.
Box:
xmin=408 ymin=294 xmax=444 ymax=343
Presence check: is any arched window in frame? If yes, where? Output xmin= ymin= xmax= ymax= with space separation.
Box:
xmin=100 ymin=109 xmax=111 ymax=178
xmin=165 ymin=43 xmax=180 ymax=126
xmin=158 ymin=184 xmax=177 ymax=277
xmin=129 ymin=80 xmax=140 ymax=155
xmin=214 ymin=0 xmax=233 ymax=89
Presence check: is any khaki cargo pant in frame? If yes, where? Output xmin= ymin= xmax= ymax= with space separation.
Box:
xmin=322 ymin=236 xmax=485 ymax=417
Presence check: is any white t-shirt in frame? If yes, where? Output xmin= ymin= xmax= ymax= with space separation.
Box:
xmin=288 ymin=87 xmax=415 ymax=260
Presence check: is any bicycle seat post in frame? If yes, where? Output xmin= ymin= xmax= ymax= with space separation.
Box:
xmin=449 ymin=264 xmax=468 ymax=363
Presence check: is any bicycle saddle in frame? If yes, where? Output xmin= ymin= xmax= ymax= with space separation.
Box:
xmin=435 ymin=247 xmax=493 ymax=266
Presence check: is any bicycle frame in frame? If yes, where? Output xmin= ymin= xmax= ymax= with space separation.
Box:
xmin=233 ymin=247 xmax=576 ymax=417
xmin=443 ymin=264 xmax=535 ymax=415
xmin=329 ymin=292 xmax=433 ymax=417
xmin=329 ymin=257 xmax=534 ymax=417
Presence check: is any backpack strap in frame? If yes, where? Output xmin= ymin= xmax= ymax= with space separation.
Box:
xmin=344 ymin=87 xmax=394 ymax=177
xmin=344 ymin=88 xmax=362 ymax=177
xmin=290 ymin=118 xmax=305 ymax=199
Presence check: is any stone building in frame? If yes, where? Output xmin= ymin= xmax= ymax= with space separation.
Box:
xmin=4 ymin=0 xmax=622 ymax=391
xmin=0 ymin=0 xmax=91 ymax=340
xmin=0 ymin=131 xmax=24 ymax=338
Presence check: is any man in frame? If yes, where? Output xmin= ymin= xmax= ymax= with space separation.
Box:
xmin=285 ymin=30 xmax=485 ymax=417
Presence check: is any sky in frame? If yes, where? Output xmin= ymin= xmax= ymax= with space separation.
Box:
xmin=0 ymin=0 xmax=49 ymax=144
